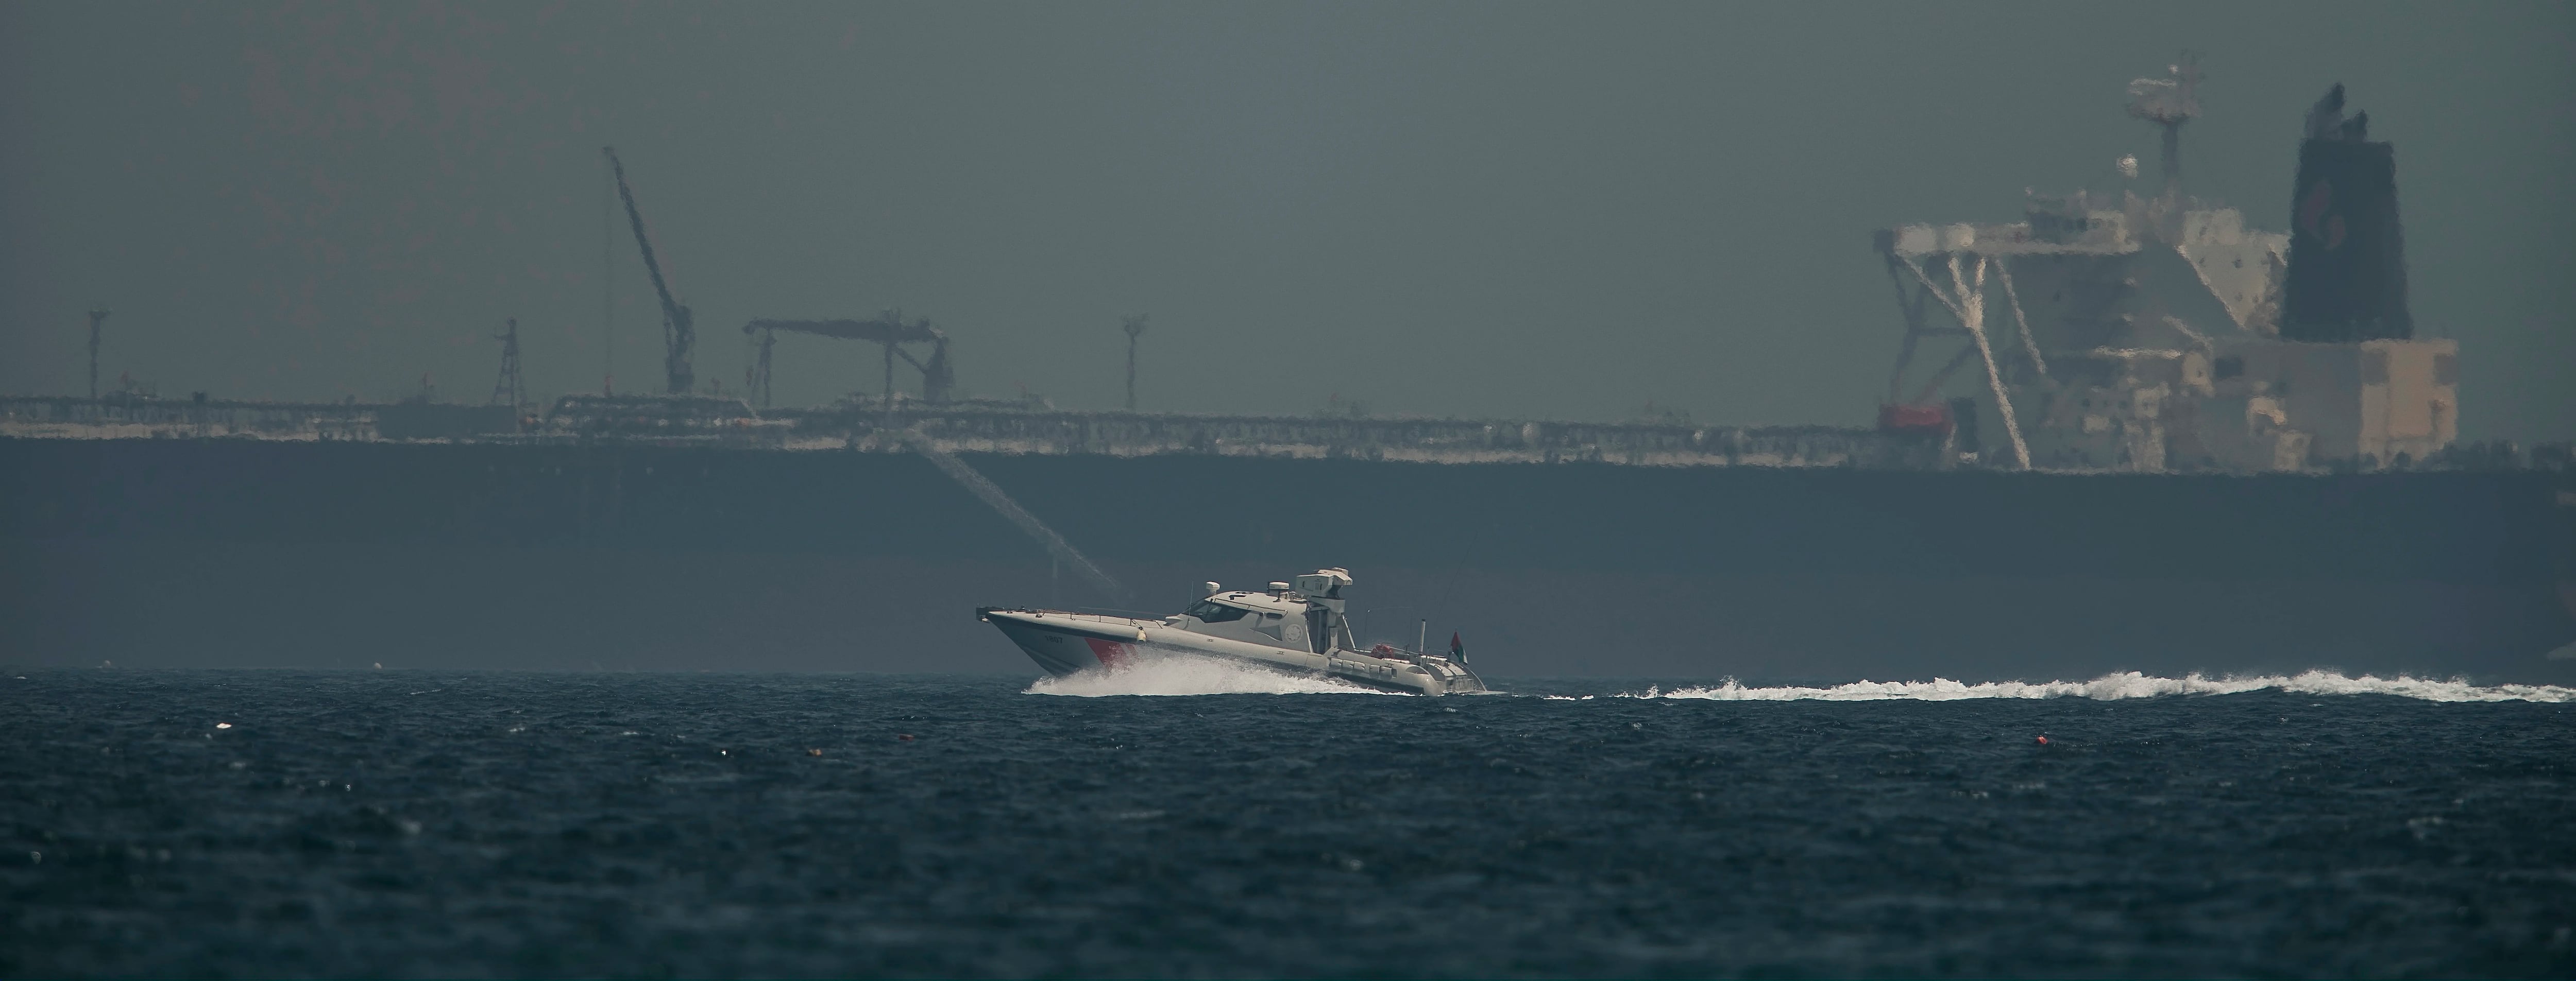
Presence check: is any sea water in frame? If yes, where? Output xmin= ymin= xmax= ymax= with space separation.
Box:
xmin=2 ymin=663 xmax=2570 ymax=977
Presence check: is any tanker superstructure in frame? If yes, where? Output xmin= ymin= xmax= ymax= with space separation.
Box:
xmin=3 ymin=61 xmax=2570 ymax=683
xmin=1873 ymin=62 xmax=2455 ymax=475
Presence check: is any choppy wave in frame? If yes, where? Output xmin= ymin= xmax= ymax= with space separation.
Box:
xmin=1026 ymin=653 xmax=1395 ymax=697
xmin=1634 ymin=670 xmax=2575 ymax=703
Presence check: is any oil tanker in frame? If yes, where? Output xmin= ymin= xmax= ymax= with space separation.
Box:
xmin=4 ymin=414 xmax=2568 ymax=681
xmin=4 ymin=64 xmax=2571 ymax=682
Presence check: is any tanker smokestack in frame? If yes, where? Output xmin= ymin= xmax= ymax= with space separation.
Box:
xmin=2281 ymin=83 xmax=2413 ymax=342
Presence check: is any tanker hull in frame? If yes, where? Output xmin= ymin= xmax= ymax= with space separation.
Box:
xmin=5 ymin=438 xmax=2569 ymax=683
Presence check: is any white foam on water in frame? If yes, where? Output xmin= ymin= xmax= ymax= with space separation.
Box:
xmin=1634 ymin=670 xmax=2576 ymax=703
xmin=1026 ymin=652 xmax=1397 ymax=697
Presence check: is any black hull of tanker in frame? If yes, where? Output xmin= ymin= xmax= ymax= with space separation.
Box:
xmin=4 ymin=438 xmax=2570 ymax=683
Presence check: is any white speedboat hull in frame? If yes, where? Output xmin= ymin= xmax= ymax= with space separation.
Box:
xmin=979 ymin=607 xmax=1483 ymax=696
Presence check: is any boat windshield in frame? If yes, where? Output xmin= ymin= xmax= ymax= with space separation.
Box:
xmin=1185 ymin=600 xmax=1252 ymax=623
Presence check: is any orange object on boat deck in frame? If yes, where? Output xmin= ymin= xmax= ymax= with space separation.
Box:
xmin=1877 ymin=403 xmax=1954 ymax=437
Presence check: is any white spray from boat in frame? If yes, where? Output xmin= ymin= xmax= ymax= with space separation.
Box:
xmin=1027 ymin=651 xmax=1399 ymax=697
xmin=1625 ymin=670 xmax=2575 ymax=703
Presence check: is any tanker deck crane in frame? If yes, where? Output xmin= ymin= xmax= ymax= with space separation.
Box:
xmin=604 ymin=146 xmax=696 ymax=396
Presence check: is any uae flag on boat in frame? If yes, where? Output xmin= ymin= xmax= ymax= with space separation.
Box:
xmin=1449 ymin=632 xmax=1466 ymax=663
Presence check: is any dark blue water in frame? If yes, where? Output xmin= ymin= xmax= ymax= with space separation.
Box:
xmin=3 ymin=667 xmax=2571 ymax=978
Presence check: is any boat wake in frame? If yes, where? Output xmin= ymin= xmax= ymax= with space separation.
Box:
xmin=1026 ymin=652 xmax=1398 ymax=697
xmin=1630 ymin=670 xmax=2575 ymax=703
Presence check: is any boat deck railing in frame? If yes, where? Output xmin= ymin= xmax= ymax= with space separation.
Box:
xmin=1027 ymin=610 xmax=1151 ymax=627
xmin=1060 ymin=606 xmax=1170 ymax=619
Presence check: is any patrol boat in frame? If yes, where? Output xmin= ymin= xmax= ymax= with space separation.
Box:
xmin=978 ymin=568 xmax=1489 ymax=695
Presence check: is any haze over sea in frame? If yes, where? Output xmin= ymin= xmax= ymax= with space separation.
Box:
xmin=4 ymin=661 xmax=2570 ymax=978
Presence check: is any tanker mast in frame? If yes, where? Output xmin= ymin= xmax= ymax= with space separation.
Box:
xmin=86 ymin=308 xmax=109 ymax=400
xmin=1123 ymin=314 xmax=1148 ymax=411
xmin=2125 ymin=51 xmax=2201 ymax=206
xmin=489 ymin=317 xmax=526 ymax=409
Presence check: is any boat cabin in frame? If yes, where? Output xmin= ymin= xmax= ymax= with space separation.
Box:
xmin=1171 ymin=572 xmax=1359 ymax=654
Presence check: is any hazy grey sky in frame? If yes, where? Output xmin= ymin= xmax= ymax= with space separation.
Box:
xmin=4 ymin=1 xmax=2569 ymax=438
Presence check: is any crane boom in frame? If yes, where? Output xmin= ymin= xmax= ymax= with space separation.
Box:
xmin=603 ymin=147 xmax=694 ymax=395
